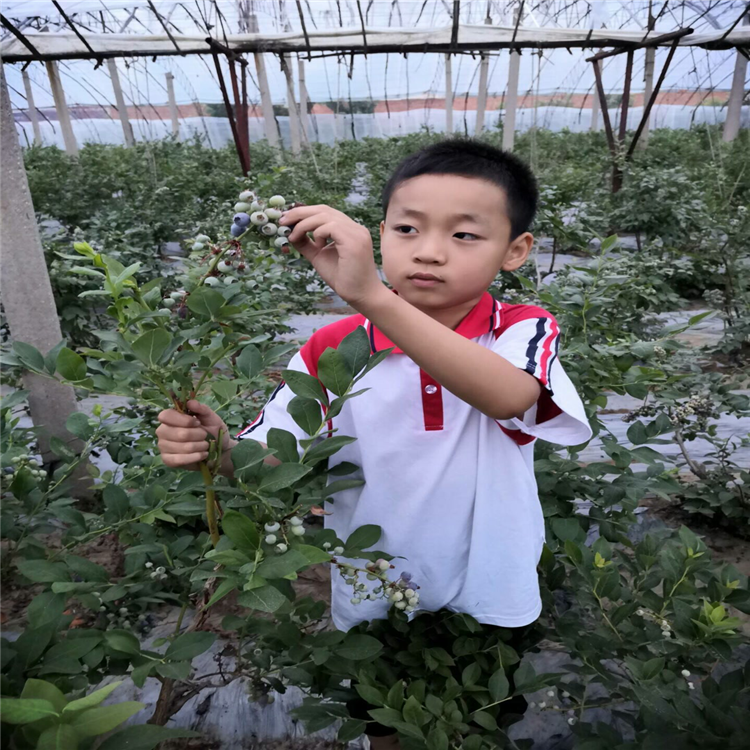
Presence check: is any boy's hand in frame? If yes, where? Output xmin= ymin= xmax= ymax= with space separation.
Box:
xmin=156 ymin=399 xmax=235 ymax=471
xmin=279 ymin=205 xmax=383 ymax=307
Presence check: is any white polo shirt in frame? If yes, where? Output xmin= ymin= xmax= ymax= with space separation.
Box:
xmin=237 ymin=291 xmax=591 ymax=631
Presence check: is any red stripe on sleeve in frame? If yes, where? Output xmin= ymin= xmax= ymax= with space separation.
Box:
xmin=538 ymin=318 xmax=559 ymax=385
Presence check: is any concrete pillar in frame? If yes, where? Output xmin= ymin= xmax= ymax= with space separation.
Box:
xmin=297 ymin=53 xmax=310 ymax=147
xmin=445 ymin=53 xmax=453 ymax=134
xmin=475 ymin=53 xmax=490 ymax=136
xmin=0 ymin=66 xmax=91 ymax=495
xmin=502 ymin=50 xmax=520 ymax=151
xmin=107 ymin=59 xmax=135 ymax=146
xmin=281 ymin=53 xmax=301 ymax=154
xmin=637 ymin=46 xmax=655 ymax=148
xmin=590 ymin=86 xmax=600 ymax=132
xmin=723 ymin=44 xmax=748 ymax=142
xmin=255 ymin=52 xmax=279 ymax=147
xmin=165 ymin=72 xmax=180 ymax=137
xmin=21 ymin=69 xmax=42 ymax=145
xmin=44 ymin=60 xmax=78 ymax=156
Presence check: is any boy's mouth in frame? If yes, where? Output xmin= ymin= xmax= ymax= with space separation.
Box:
xmin=409 ymin=273 xmax=443 ymax=282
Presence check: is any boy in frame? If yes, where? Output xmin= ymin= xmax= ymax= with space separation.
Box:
xmin=157 ymin=138 xmax=591 ymax=746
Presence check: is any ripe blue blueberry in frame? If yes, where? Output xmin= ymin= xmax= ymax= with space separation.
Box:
xmin=234 ymin=212 xmax=251 ymax=227
xmin=230 ymin=224 xmax=244 ymax=237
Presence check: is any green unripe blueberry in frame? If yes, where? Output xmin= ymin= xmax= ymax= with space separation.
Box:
xmin=234 ymin=202 xmax=251 ymax=212
xmin=395 ymin=601 xmax=407 ymax=610
xmin=204 ymin=276 xmax=220 ymax=286
xmin=276 ymin=543 xmax=288 ymax=554
xmin=224 ymin=277 xmax=237 ymax=285
xmin=322 ymin=542 xmax=331 ymax=549
xmin=260 ymin=223 xmax=277 ymax=236
xmin=163 ymin=298 xmax=176 ymax=309
xmin=265 ymin=522 xmax=280 ymax=533
xmin=192 ymin=242 xmax=205 ymax=251
xmin=290 ymin=516 xmax=303 ymax=527
xmin=274 ymin=237 xmax=289 ymax=249
xmin=377 ymin=559 xmax=390 ymax=571
xmin=250 ymin=211 xmax=268 ymax=226
xmin=350 ymin=597 xmax=362 ymax=605
xmin=265 ymin=207 xmax=282 ymax=220
xmin=170 ymin=291 xmax=184 ymax=301
xmin=265 ymin=534 xmax=277 ymax=545
xmin=366 ymin=573 xmax=377 ymax=581
xmin=277 ymin=225 xmax=291 ymax=238
xmin=195 ymin=234 xmax=211 ymax=243
xmin=250 ymin=200 xmax=263 ymax=212
xmin=268 ymin=195 xmax=285 ymax=207
xmin=217 ymin=260 xmax=232 ymax=273
xmin=333 ymin=547 xmax=344 ymax=555
xmin=391 ymin=591 xmax=404 ymax=602
xmin=405 ymin=605 xmax=415 ymax=613
xmin=290 ymin=525 xmax=305 ymax=536
xmin=239 ymin=190 xmax=255 ymax=202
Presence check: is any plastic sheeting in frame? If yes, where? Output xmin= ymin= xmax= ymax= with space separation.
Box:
xmin=15 ymin=104 xmax=749 ymax=151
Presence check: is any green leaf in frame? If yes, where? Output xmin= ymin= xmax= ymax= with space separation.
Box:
xmin=489 ymin=669 xmax=510 ymax=701
xmin=44 ymin=341 xmax=66 ymax=375
xmin=303 ymin=436 xmax=357 ymax=465
xmin=0 ymin=697 xmax=58 ymax=724
xmin=258 ymin=463 xmax=313 ymax=493
xmin=104 ymin=631 xmax=141 ymax=656
xmin=387 ymin=680 xmax=405 ymax=711
xmin=338 ymin=326 xmax=371 ymax=378
xmin=69 ymin=702 xmax=145 ymax=737
xmin=256 ymin=549 xmax=309 ymax=579
xmin=345 ymin=524 xmax=382 ymax=552
xmin=282 ymin=369 xmax=328 ymax=405
xmin=367 ymin=707 xmax=402 ymax=727
xmin=402 ymin=695 xmax=427 ymax=726
xmin=335 ymin=634 xmax=383 ymax=661
xmin=462 ymin=662 xmax=481 ymax=687
xmin=317 ymin=348 xmax=353 ymax=396
xmin=13 ymin=341 xmax=45 ymax=372
xmin=16 ymin=560 xmax=69 ymax=584
xmin=355 ymin=684 xmax=385 ymax=707
xmin=103 ymin=484 xmax=130 ymax=518
xmin=65 ymin=412 xmax=94 ymax=440
xmin=237 ymin=585 xmax=288 ymax=613
xmin=20 ymin=679 xmax=67 ymax=712
xmin=164 ymin=632 xmax=216 ymax=662
xmin=65 ymin=555 xmax=110 ymax=582
xmin=627 ymin=421 xmax=649 ymax=446
xmin=49 ymin=436 xmax=77 ymax=461
xmin=64 ymin=682 xmax=124 ymax=713
xmin=338 ymin=719 xmax=367 ymax=742
xmin=37 ymin=724 xmax=79 ymax=750
xmin=236 ymin=345 xmax=263 ymax=380
xmin=294 ymin=544 xmax=332 ymax=565
xmin=231 ymin=439 xmax=268 ymax=478
xmin=186 ymin=287 xmax=225 ymax=318
xmin=472 ymin=710 xmax=498 ymax=731
xmin=222 ymin=510 xmax=260 ymax=553
xmin=131 ymin=329 xmax=172 ymax=367
xmin=550 ymin=517 xmax=585 ymax=543
xmin=156 ymin=662 xmax=191 ymax=680
xmin=0 ymin=388 xmax=30 ymax=411
xmin=96 ymin=725 xmax=201 ymax=750
xmin=56 ymin=348 xmax=87 ymax=381
xmin=287 ymin=396 xmax=323 ymax=436
xmin=266 ymin=428 xmax=300 ymax=464
xmin=426 ymin=727 xmax=449 ymax=750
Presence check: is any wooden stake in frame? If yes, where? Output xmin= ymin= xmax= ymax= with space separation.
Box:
xmin=44 ymin=60 xmax=78 ymax=156
xmin=297 ymin=53 xmax=310 ymax=147
xmin=21 ymin=69 xmax=42 ymax=145
xmin=107 ymin=59 xmax=135 ymax=146
xmin=590 ymin=86 xmax=600 ymax=132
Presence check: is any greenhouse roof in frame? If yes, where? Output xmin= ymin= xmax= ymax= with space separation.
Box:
xmin=2 ymin=23 xmax=749 ymax=63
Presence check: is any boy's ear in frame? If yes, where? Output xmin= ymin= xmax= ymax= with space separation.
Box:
xmin=501 ymin=232 xmax=534 ymax=272
xmin=379 ymin=220 xmax=385 ymax=237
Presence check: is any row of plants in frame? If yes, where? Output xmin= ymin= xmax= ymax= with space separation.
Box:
xmin=1 ymin=173 xmax=748 ymax=748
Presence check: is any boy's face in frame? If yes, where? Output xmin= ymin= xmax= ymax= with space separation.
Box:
xmin=379 ymin=174 xmax=533 ymax=325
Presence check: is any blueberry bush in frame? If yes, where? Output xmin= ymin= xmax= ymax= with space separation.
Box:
xmin=2 ymin=129 xmax=749 ymax=749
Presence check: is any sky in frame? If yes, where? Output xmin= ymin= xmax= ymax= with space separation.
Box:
xmin=3 ymin=1 xmax=747 ymax=115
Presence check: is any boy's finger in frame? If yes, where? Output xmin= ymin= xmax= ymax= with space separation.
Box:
xmin=162 ymin=451 xmax=209 ymax=468
xmin=158 ymin=439 xmax=210 ymax=454
xmin=157 ymin=409 xmax=199 ymax=428
xmin=156 ymin=425 xmax=208 ymax=442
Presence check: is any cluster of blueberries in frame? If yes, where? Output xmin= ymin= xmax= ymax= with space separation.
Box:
xmin=229 ymin=190 xmax=293 ymax=253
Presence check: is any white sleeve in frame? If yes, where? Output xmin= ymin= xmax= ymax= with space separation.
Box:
xmin=235 ymin=351 xmax=324 ymax=458
xmin=491 ymin=316 xmax=592 ymax=446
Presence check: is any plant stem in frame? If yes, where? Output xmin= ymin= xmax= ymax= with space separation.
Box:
xmin=201 ymin=461 xmax=221 ymax=547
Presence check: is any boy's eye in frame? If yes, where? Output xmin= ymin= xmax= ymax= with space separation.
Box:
xmin=394 ymin=225 xmax=416 ymax=234
xmin=455 ymin=232 xmax=480 ymax=241
xmin=394 ymin=226 xmax=480 ymax=241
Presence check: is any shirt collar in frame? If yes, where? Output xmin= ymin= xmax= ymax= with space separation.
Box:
xmin=366 ymin=290 xmax=501 ymax=355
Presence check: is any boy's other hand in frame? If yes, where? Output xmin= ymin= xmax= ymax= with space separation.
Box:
xmin=279 ymin=205 xmax=383 ymax=307
xmin=156 ymin=400 xmax=235 ymax=471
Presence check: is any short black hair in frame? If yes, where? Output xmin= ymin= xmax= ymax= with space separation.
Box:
xmin=380 ymin=137 xmax=538 ymax=240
